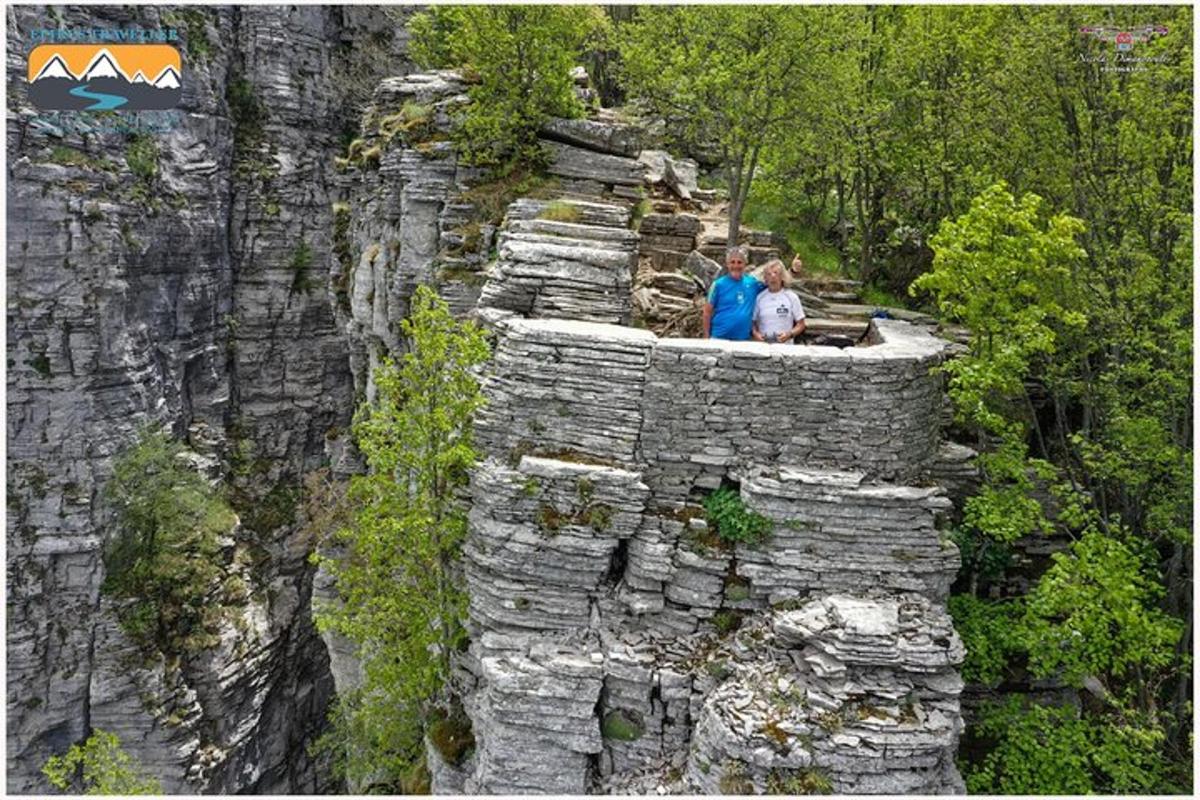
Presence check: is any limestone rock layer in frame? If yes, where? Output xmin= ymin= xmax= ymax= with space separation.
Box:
xmin=6 ymin=5 xmax=415 ymax=793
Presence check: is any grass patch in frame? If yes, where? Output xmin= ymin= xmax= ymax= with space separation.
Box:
xmin=725 ymin=576 xmax=751 ymax=603
xmin=536 ymin=200 xmax=582 ymax=223
xmin=460 ymin=165 xmax=556 ymax=225
xmin=766 ymin=767 xmax=833 ymax=795
xmin=125 ymin=135 xmax=158 ymax=182
xmin=713 ymin=609 xmax=742 ymax=635
xmin=718 ymin=761 xmax=753 ymax=794
xmin=437 ymin=265 xmax=486 ymax=287
xmin=601 ymin=709 xmax=644 ymax=741
xmin=742 ymin=199 xmax=843 ymax=275
xmin=47 ymin=145 xmax=116 ymax=172
xmin=427 ymin=705 xmax=474 ymax=766
xmin=860 ymin=282 xmax=909 ymax=310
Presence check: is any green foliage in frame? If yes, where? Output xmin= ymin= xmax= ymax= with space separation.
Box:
xmin=1021 ymin=531 xmax=1185 ymax=694
xmin=408 ymin=6 xmax=608 ymax=167
xmin=102 ymin=427 xmax=235 ymax=654
xmin=712 ymin=609 xmax=741 ymax=635
xmin=601 ymin=709 xmax=644 ymax=741
xmin=47 ymin=145 xmax=116 ymax=172
xmin=618 ymin=6 xmax=819 ymax=242
xmin=966 ymin=697 xmax=1179 ymax=794
xmin=765 ymin=767 xmax=832 ymax=795
xmin=702 ymin=487 xmax=771 ymax=546
xmin=312 ymin=285 xmax=489 ymax=789
xmin=42 ymin=729 xmax=162 ymax=795
xmin=125 ymin=135 xmax=159 ymax=182
xmin=741 ymin=197 xmax=843 ymax=275
xmin=946 ymin=594 xmax=1022 ymax=686
xmin=289 ymin=241 xmax=315 ymax=294
xmin=459 ymin=163 xmax=555 ymax=225
xmin=226 ymin=76 xmax=266 ymax=155
xmin=913 ymin=182 xmax=1087 ymax=438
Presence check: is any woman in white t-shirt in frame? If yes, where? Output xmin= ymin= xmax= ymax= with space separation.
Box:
xmin=751 ymin=259 xmax=806 ymax=344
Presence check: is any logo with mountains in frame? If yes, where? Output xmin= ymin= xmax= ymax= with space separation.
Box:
xmin=28 ymin=44 xmax=180 ymax=110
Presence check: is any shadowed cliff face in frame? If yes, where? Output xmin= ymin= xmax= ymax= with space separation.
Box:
xmin=5 ymin=5 xmax=412 ymax=792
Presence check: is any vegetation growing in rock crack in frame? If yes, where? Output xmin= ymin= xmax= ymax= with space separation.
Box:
xmin=42 ymin=728 xmax=162 ymax=795
xmin=312 ymin=285 xmax=489 ymax=791
xmin=102 ymin=426 xmax=237 ymax=655
xmin=703 ymin=487 xmax=772 ymax=546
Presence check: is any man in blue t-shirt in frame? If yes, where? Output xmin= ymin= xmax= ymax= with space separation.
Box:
xmin=703 ymin=245 xmax=765 ymax=340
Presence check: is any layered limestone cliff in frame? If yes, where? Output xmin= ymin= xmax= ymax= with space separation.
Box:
xmin=330 ymin=68 xmax=968 ymax=794
xmin=6 ymin=5 xmax=413 ymax=793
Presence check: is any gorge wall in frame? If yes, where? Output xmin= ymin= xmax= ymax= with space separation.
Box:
xmin=5 ymin=5 xmax=414 ymax=792
xmin=9 ymin=5 xmax=972 ymax=791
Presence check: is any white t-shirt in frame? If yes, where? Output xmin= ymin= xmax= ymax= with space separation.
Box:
xmin=753 ymin=288 xmax=805 ymax=340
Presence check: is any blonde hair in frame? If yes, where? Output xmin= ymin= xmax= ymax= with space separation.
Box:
xmin=762 ymin=258 xmax=790 ymax=287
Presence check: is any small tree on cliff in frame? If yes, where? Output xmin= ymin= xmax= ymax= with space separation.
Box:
xmin=313 ymin=285 xmax=489 ymax=789
xmin=617 ymin=6 xmax=820 ymax=244
xmin=409 ymin=5 xmax=609 ymax=166
xmin=42 ymin=729 xmax=162 ymax=795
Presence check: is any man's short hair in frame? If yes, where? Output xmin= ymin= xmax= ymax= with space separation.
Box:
xmin=726 ymin=245 xmax=749 ymax=263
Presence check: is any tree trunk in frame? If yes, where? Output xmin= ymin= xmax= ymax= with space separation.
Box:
xmin=835 ymin=169 xmax=849 ymax=273
xmin=855 ymin=165 xmax=872 ymax=283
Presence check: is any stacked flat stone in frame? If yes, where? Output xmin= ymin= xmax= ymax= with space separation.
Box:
xmin=926 ymin=441 xmax=982 ymax=507
xmin=540 ymin=117 xmax=644 ymax=158
xmin=473 ymin=318 xmax=655 ymax=464
xmin=461 ymin=315 xmax=966 ymax=794
xmin=638 ymin=213 xmax=702 ymax=271
xmin=543 ymin=140 xmax=648 ymax=197
xmin=641 ymin=319 xmax=948 ymax=491
xmin=476 ymin=200 xmax=640 ymax=325
xmin=736 ymin=467 xmax=959 ymax=602
xmin=685 ymin=598 xmax=964 ymax=795
xmin=466 ymin=643 xmax=606 ymax=794
xmin=463 ymin=457 xmax=648 ymax=634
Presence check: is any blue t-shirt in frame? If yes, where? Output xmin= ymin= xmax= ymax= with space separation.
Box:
xmin=707 ymin=274 xmax=765 ymax=340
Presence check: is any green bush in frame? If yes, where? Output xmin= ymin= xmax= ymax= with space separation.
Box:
xmin=102 ymin=427 xmax=235 ymax=654
xmin=946 ymin=594 xmax=1022 ymax=686
xmin=42 ymin=729 xmax=161 ymax=795
xmin=289 ymin=241 xmax=315 ymax=294
xmin=703 ymin=487 xmax=772 ymax=546
xmin=124 ymin=136 xmax=158 ymax=183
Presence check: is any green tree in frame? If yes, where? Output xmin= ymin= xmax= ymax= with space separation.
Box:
xmin=313 ymin=285 xmax=489 ymax=790
xmin=103 ymin=427 xmax=236 ymax=654
xmin=408 ymin=5 xmax=608 ymax=166
xmin=42 ymin=729 xmax=162 ymax=795
xmin=912 ymin=182 xmax=1088 ymax=543
xmin=921 ymin=180 xmax=1190 ymax=792
xmin=617 ymin=5 xmax=820 ymax=244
